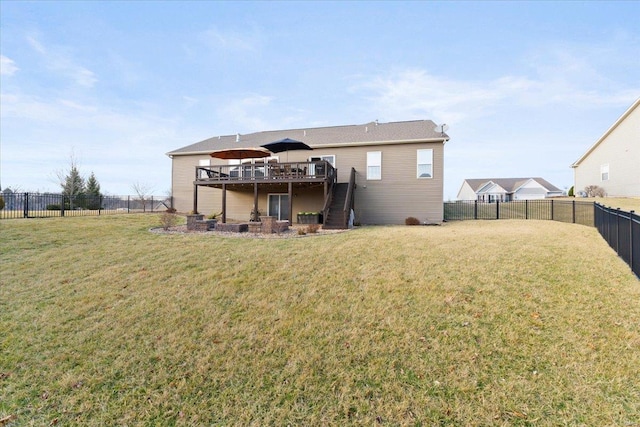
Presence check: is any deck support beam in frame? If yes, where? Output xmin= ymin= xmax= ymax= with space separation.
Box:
xmin=288 ymin=182 xmax=293 ymax=225
xmin=193 ymin=184 xmax=198 ymax=214
xmin=222 ymin=184 xmax=227 ymax=223
xmin=253 ymin=182 xmax=259 ymax=221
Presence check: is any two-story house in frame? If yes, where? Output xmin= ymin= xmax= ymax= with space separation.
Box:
xmin=571 ymin=98 xmax=639 ymax=197
xmin=166 ymin=120 xmax=449 ymax=227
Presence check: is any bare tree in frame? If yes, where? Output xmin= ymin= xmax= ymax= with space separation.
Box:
xmin=132 ymin=181 xmax=154 ymax=212
xmin=584 ymin=185 xmax=607 ymax=198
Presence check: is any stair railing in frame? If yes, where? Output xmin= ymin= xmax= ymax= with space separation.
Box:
xmin=321 ymin=163 xmax=336 ymax=222
xmin=341 ymin=168 xmax=356 ymax=228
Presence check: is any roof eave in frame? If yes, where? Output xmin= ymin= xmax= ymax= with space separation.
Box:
xmin=166 ymin=136 xmax=448 ymax=157
xmin=571 ymin=97 xmax=640 ymax=168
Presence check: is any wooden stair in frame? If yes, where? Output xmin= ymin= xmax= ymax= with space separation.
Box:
xmin=323 ymin=183 xmax=349 ymax=229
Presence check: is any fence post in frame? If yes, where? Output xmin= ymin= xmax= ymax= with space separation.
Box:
xmin=474 ymin=200 xmax=478 ymax=220
xmin=23 ymin=193 xmax=29 ymax=218
xmin=496 ymin=200 xmax=500 ymax=219
xmin=151 ymin=196 xmax=154 ymax=212
xmin=525 ymin=199 xmax=528 ymax=220
xmin=616 ymin=208 xmax=621 ymax=255
xmin=572 ymin=200 xmax=576 ymax=223
xmin=60 ymin=194 xmax=65 ymax=217
xmin=631 ymin=211 xmax=636 ymax=275
xmin=127 ymin=196 xmax=130 ymax=213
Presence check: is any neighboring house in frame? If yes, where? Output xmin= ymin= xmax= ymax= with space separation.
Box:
xmin=571 ymin=98 xmax=640 ymax=197
xmin=166 ymin=120 xmax=449 ymax=227
xmin=457 ymin=178 xmax=563 ymax=202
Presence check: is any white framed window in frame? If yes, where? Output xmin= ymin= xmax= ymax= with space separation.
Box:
xmin=309 ymin=155 xmax=335 ymax=166
xmin=601 ymin=164 xmax=609 ymax=181
xmin=367 ymin=151 xmax=382 ymax=180
xmin=309 ymin=155 xmax=335 ymax=176
xmin=417 ymin=149 xmax=433 ymax=178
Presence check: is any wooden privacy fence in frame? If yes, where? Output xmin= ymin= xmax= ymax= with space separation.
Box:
xmin=0 ymin=193 xmax=172 ymax=219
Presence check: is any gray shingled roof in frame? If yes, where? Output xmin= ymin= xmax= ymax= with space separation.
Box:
xmin=466 ymin=178 xmax=562 ymax=193
xmin=167 ymin=120 xmax=448 ymax=156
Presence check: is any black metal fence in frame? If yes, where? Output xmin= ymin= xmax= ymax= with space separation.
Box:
xmin=595 ymin=204 xmax=639 ymax=278
xmin=444 ymin=199 xmax=594 ymax=226
xmin=0 ymin=193 xmax=172 ymax=219
xmin=445 ymin=199 xmax=639 ymax=278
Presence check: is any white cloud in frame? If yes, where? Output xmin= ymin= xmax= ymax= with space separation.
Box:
xmin=215 ymin=94 xmax=275 ymax=132
xmin=0 ymin=55 xmax=19 ymax=76
xmin=26 ymin=34 xmax=98 ymax=88
xmin=352 ymin=69 xmax=539 ymax=124
xmin=200 ymin=27 xmax=259 ymax=51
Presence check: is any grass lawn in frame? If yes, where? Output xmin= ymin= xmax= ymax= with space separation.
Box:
xmin=1 ymin=215 xmax=639 ymax=426
xmin=572 ymin=197 xmax=640 ymax=212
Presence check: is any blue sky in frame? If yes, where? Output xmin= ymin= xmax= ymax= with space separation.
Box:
xmin=1 ymin=1 xmax=639 ymax=199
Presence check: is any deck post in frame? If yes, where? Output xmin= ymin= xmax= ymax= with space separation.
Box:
xmin=193 ymin=184 xmax=198 ymax=214
xmin=222 ymin=184 xmax=227 ymax=223
xmin=253 ymin=183 xmax=259 ymax=221
xmin=288 ymin=182 xmax=293 ymax=225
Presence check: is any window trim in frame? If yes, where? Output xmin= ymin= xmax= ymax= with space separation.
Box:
xmin=417 ymin=149 xmax=433 ymax=179
xmin=366 ymin=151 xmax=382 ymax=180
xmin=600 ymin=164 xmax=609 ymax=181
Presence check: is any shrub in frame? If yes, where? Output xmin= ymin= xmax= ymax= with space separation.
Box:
xmin=0 ymin=195 xmax=4 ymax=211
xmin=405 ymin=217 xmax=421 ymax=225
xmin=297 ymin=228 xmax=307 ymax=235
xmin=46 ymin=204 xmax=61 ymax=211
xmin=207 ymin=211 xmax=221 ymax=220
xmin=568 ymin=186 xmax=574 ymax=197
xmin=166 ymin=207 xmax=177 ymax=214
xmin=584 ymin=185 xmax=606 ymax=197
xmin=159 ymin=212 xmax=178 ymax=230
xmin=306 ymin=224 xmax=319 ymax=234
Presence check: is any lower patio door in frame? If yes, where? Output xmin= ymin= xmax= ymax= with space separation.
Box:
xmin=268 ymin=194 xmax=289 ymax=221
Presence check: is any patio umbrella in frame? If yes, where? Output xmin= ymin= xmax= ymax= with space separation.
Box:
xmin=261 ymin=138 xmax=312 ymax=161
xmin=209 ymin=147 xmax=272 ymax=160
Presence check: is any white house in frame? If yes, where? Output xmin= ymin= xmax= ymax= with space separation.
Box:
xmin=571 ymin=98 xmax=640 ymax=197
xmin=457 ymin=178 xmax=564 ymax=202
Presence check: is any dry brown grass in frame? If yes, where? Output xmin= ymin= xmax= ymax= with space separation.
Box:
xmin=1 ymin=215 xmax=639 ymax=425
xmin=570 ymin=196 xmax=640 ymax=212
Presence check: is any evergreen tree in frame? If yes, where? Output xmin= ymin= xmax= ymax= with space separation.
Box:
xmin=85 ymin=172 xmax=102 ymax=209
xmin=86 ymin=172 xmax=101 ymax=196
xmin=62 ymin=165 xmax=85 ymax=209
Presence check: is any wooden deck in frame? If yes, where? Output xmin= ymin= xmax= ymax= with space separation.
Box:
xmin=192 ymin=161 xmax=337 ymax=225
xmin=194 ymin=161 xmax=334 ymax=188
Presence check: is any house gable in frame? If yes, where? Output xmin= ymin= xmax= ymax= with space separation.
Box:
xmin=457 ymin=177 xmax=563 ymax=201
xmin=571 ymin=98 xmax=640 ymax=197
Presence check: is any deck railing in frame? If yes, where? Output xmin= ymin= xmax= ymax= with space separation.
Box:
xmin=195 ymin=161 xmax=335 ymax=183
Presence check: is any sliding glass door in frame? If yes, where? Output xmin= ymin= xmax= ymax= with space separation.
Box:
xmin=268 ymin=194 xmax=289 ymax=221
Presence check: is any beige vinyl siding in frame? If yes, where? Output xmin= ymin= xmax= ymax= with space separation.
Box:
xmin=574 ymin=104 xmax=640 ymax=197
xmin=171 ymin=140 xmax=444 ymax=224
xmin=322 ymin=142 xmax=444 ymax=224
